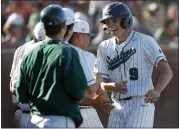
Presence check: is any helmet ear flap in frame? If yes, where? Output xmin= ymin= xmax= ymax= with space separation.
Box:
xmin=120 ymin=17 xmax=133 ymax=29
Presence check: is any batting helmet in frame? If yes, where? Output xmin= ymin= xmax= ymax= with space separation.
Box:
xmin=40 ymin=5 xmax=66 ymax=26
xmin=100 ymin=2 xmax=133 ymax=29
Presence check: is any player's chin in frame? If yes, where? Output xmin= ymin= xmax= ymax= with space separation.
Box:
xmin=112 ymin=29 xmax=119 ymax=36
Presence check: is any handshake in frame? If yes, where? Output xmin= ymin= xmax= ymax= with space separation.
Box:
xmin=96 ymin=81 xmax=128 ymax=96
xmin=94 ymin=72 xmax=128 ymax=95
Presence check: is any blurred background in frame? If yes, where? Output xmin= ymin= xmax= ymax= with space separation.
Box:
xmin=1 ymin=0 xmax=178 ymax=128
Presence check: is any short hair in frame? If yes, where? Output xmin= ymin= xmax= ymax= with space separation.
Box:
xmin=44 ymin=23 xmax=65 ymax=37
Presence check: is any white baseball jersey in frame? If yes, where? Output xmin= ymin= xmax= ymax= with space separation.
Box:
xmin=95 ymin=30 xmax=167 ymax=99
xmin=95 ymin=30 xmax=167 ymax=127
xmin=10 ymin=40 xmax=43 ymax=127
xmin=65 ymin=42 xmax=103 ymax=128
xmin=65 ymin=42 xmax=96 ymax=86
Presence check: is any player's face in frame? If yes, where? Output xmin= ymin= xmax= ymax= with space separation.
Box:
xmin=79 ymin=33 xmax=90 ymax=50
xmin=103 ymin=18 xmax=124 ymax=37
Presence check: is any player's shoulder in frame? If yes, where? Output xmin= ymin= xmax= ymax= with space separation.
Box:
xmin=98 ymin=37 xmax=115 ymax=50
xmin=13 ymin=40 xmax=33 ymax=57
xmin=68 ymin=44 xmax=84 ymax=54
xmin=84 ymin=51 xmax=96 ymax=59
xmin=135 ymin=31 xmax=156 ymax=42
xmin=86 ymin=51 xmax=95 ymax=57
xmin=100 ymin=37 xmax=114 ymax=46
xmin=19 ymin=40 xmax=35 ymax=51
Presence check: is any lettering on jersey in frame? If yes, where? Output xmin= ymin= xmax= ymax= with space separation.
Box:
xmin=106 ymin=47 xmax=136 ymax=71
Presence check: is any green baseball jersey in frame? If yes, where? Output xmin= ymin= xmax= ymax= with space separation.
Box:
xmin=16 ymin=39 xmax=88 ymax=127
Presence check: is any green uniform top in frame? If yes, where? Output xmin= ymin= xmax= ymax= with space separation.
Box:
xmin=16 ymin=39 xmax=88 ymax=127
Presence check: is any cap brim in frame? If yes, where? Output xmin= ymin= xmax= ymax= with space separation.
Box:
xmin=88 ymin=33 xmax=97 ymax=36
xmin=66 ymin=19 xmax=76 ymax=25
xmin=100 ymin=15 xmax=116 ymax=23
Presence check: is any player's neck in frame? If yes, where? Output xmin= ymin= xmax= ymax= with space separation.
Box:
xmin=46 ymin=34 xmax=64 ymax=41
xmin=115 ymin=29 xmax=131 ymax=44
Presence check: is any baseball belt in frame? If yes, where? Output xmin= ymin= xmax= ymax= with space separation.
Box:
xmin=118 ymin=95 xmax=145 ymax=101
xmin=118 ymin=96 xmax=132 ymax=101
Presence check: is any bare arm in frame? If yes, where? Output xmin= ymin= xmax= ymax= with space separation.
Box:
xmin=154 ymin=60 xmax=173 ymax=93
xmin=85 ymin=72 xmax=103 ymax=96
xmin=96 ymin=78 xmax=128 ymax=94
xmin=145 ymin=60 xmax=173 ymax=103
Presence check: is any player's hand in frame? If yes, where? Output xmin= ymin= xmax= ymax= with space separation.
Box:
xmin=96 ymin=83 xmax=106 ymax=96
xmin=93 ymin=102 xmax=114 ymax=113
xmin=94 ymin=72 xmax=103 ymax=84
xmin=145 ymin=89 xmax=161 ymax=103
xmin=100 ymin=80 xmax=128 ymax=93
xmin=10 ymin=86 xmax=16 ymax=95
xmin=114 ymin=80 xmax=128 ymax=93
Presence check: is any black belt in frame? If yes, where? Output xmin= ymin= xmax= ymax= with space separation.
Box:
xmin=22 ymin=110 xmax=30 ymax=113
xmin=16 ymin=106 xmax=30 ymax=113
xmin=119 ymin=96 xmax=132 ymax=101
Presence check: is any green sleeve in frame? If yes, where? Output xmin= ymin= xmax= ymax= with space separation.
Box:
xmin=63 ymin=47 xmax=88 ymax=102
xmin=16 ymin=58 xmax=29 ymax=103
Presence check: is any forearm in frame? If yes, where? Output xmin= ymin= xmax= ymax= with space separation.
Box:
xmin=78 ymin=92 xmax=111 ymax=106
xmin=78 ymin=97 xmax=97 ymax=106
xmin=96 ymin=92 xmax=111 ymax=102
xmin=155 ymin=65 xmax=173 ymax=93
xmin=86 ymin=82 xmax=100 ymax=95
xmin=101 ymin=78 xmax=116 ymax=92
xmin=101 ymin=82 xmax=116 ymax=92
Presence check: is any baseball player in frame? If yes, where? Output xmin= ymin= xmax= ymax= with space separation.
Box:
xmin=16 ymin=5 xmax=88 ymax=128
xmin=94 ymin=2 xmax=173 ymax=128
xmin=63 ymin=8 xmax=114 ymax=128
xmin=62 ymin=8 xmax=103 ymax=100
xmin=10 ymin=22 xmax=46 ymax=127
xmin=69 ymin=19 xmax=108 ymax=128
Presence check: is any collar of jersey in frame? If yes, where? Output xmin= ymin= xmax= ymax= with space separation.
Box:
xmin=112 ymin=30 xmax=135 ymax=50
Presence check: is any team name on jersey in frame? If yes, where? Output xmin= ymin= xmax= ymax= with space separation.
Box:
xmin=106 ymin=47 xmax=136 ymax=71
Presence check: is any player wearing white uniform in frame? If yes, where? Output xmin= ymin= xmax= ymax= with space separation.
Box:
xmin=95 ymin=2 xmax=173 ymax=128
xmin=68 ymin=19 xmax=104 ymax=128
xmin=63 ymin=8 xmax=114 ymax=127
xmin=10 ymin=22 xmax=46 ymax=127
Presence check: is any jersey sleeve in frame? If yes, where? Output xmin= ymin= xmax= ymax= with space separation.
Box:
xmin=94 ymin=43 xmax=110 ymax=79
xmin=16 ymin=56 xmax=29 ymax=103
xmin=142 ymin=36 xmax=167 ymax=67
xmin=10 ymin=46 xmax=22 ymax=77
xmin=78 ymin=51 xmax=96 ymax=86
xmin=63 ymin=48 xmax=88 ymax=102
xmin=80 ymin=52 xmax=96 ymax=86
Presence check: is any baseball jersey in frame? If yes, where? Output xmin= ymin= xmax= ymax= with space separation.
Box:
xmin=95 ymin=30 xmax=167 ymax=99
xmin=65 ymin=42 xmax=96 ymax=86
xmin=10 ymin=40 xmax=43 ymax=111
xmin=16 ymin=39 xmax=88 ymax=128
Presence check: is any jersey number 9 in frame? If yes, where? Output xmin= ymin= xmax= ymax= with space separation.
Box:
xmin=129 ymin=67 xmax=138 ymax=80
